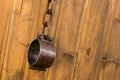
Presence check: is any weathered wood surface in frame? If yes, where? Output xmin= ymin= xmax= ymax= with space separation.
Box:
xmin=0 ymin=0 xmax=120 ymax=80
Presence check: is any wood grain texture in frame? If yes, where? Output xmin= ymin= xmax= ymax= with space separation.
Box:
xmin=0 ymin=0 xmax=14 ymax=78
xmin=0 ymin=0 xmax=45 ymax=80
xmin=102 ymin=0 xmax=120 ymax=80
xmin=22 ymin=0 xmax=46 ymax=80
xmin=73 ymin=0 xmax=118 ymax=80
xmin=0 ymin=0 xmax=120 ymax=80
xmin=45 ymin=0 xmax=89 ymax=80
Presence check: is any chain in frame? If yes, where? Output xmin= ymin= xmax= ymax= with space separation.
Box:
xmin=42 ymin=0 xmax=55 ymax=34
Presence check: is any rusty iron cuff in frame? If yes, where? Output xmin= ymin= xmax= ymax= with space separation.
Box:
xmin=28 ymin=38 xmax=56 ymax=71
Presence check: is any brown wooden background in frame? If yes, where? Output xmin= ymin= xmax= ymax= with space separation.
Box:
xmin=0 ymin=0 xmax=120 ymax=80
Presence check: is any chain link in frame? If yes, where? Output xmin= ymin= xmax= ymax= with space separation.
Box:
xmin=42 ymin=0 xmax=55 ymax=34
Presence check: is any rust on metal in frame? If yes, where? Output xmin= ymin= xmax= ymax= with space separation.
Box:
xmin=28 ymin=35 xmax=56 ymax=70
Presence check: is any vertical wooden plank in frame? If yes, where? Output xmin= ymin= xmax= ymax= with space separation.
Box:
xmin=90 ymin=0 xmax=119 ymax=80
xmin=49 ymin=0 xmax=62 ymax=38
xmin=0 ymin=0 xmax=14 ymax=78
xmin=102 ymin=0 xmax=120 ymax=80
xmin=0 ymin=0 xmax=44 ymax=80
xmin=23 ymin=0 xmax=47 ymax=80
xmin=98 ymin=0 xmax=119 ymax=80
xmin=73 ymin=0 xmax=111 ymax=80
xmin=44 ymin=0 xmax=62 ymax=79
xmin=46 ymin=0 xmax=88 ymax=80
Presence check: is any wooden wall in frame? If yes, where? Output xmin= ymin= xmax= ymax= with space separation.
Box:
xmin=0 ymin=0 xmax=120 ymax=80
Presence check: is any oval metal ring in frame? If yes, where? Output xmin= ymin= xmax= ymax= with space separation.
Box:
xmin=28 ymin=39 xmax=56 ymax=70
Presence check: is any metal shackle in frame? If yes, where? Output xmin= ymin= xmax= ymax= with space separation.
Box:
xmin=28 ymin=35 xmax=56 ymax=71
